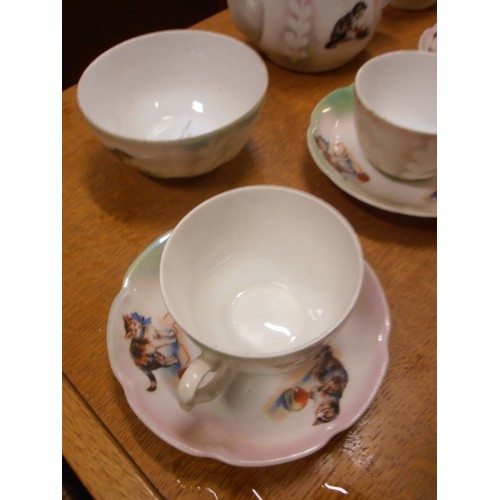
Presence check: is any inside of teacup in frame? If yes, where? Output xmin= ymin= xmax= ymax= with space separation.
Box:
xmin=161 ymin=187 xmax=363 ymax=358
xmin=355 ymin=51 xmax=437 ymax=134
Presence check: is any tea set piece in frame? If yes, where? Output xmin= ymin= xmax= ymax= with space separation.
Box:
xmin=77 ymin=30 xmax=268 ymax=178
xmin=308 ymin=84 xmax=436 ymax=217
xmin=159 ymin=186 xmax=364 ymax=410
xmin=227 ymin=0 xmax=389 ymax=72
xmin=92 ymin=3 xmax=434 ymax=464
xmin=353 ymin=50 xmax=437 ymax=181
xmin=107 ymin=230 xmax=390 ymax=466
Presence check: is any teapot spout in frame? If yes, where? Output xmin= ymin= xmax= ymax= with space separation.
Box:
xmin=227 ymin=0 xmax=264 ymax=43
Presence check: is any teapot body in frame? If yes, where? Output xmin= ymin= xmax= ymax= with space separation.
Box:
xmin=228 ymin=0 xmax=388 ymax=72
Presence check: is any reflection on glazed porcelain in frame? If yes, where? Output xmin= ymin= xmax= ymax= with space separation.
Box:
xmin=192 ymin=100 xmax=204 ymax=114
xmin=229 ymin=282 xmax=302 ymax=347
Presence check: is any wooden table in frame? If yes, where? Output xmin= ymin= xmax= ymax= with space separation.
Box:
xmin=63 ymin=6 xmax=437 ymax=499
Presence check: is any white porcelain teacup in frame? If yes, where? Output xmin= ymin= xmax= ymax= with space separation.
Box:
xmin=159 ymin=186 xmax=364 ymax=410
xmin=353 ymin=50 xmax=437 ymax=180
xmin=227 ymin=0 xmax=389 ymax=72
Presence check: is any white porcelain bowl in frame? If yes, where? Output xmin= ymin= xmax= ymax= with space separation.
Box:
xmin=77 ymin=30 xmax=268 ymax=178
xmin=353 ymin=50 xmax=437 ymax=180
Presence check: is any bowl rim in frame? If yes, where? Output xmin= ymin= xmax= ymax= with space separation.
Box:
xmin=76 ymin=29 xmax=269 ymax=144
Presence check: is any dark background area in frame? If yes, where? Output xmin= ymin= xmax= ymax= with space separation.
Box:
xmin=63 ymin=0 xmax=228 ymax=89
xmin=62 ymin=3 xmax=228 ymax=496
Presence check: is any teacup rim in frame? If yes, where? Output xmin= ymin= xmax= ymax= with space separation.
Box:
xmin=354 ymin=49 xmax=437 ymax=136
xmin=159 ymin=185 xmax=364 ymax=361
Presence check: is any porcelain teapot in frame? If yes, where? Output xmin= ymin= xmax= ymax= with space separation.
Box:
xmin=227 ymin=0 xmax=389 ymax=72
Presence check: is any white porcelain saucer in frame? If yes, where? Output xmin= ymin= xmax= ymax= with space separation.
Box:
xmin=107 ymin=231 xmax=390 ymax=466
xmin=307 ymin=85 xmax=437 ymax=217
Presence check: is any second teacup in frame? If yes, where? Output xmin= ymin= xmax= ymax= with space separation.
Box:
xmin=159 ymin=185 xmax=364 ymax=410
xmin=353 ymin=50 xmax=437 ymax=180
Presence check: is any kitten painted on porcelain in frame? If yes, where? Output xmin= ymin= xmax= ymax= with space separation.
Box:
xmin=309 ymin=345 xmax=348 ymax=425
xmin=123 ymin=313 xmax=179 ymax=391
xmin=325 ymin=1 xmax=369 ymax=49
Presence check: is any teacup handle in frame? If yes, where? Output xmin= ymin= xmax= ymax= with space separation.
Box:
xmin=177 ymin=354 xmax=230 ymax=411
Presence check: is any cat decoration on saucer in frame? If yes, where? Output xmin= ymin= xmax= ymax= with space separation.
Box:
xmin=307 ymin=85 xmax=437 ymax=217
xmin=314 ymin=134 xmax=370 ymax=183
xmin=267 ymin=345 xmax=348 ymax=425
xmin=122 ymin=312 xmax=190 ymax=391
xmin=107 ymin=231 xmax=391 ymax=465
xmin=123 ymin=308 xmax=349 ymax=426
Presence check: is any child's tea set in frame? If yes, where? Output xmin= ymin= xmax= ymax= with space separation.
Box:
xmin=83 ymin=0 xmax=436 ymax=465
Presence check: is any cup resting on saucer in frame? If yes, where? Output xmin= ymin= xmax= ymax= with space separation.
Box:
xmin=353 ymin=50 xmax=437 ymax=180
xmin=159 ymin=185 xmax=364 ymax=410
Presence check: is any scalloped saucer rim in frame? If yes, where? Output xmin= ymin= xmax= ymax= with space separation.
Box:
xmin=307 ymin=85 xmax=437 ymax=218
xmin=107 ymin=231 xmax=391 ymax=466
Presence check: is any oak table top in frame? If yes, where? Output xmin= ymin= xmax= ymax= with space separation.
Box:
xmin=63 ymin=6 xmax=437 ymax=499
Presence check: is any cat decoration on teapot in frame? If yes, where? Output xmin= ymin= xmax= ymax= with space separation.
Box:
xmin=227 ymin=0 xmax=389 ymax=72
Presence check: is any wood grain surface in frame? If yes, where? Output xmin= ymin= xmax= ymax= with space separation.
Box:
xmin=63 ymin=6 xmax=437 ymax=499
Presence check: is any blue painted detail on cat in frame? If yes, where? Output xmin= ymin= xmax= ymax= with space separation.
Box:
xmin=123 ymin=312 xmax=184 ymax=391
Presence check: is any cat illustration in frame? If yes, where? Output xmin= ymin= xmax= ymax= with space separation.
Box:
xmin=308 ymin=345 xmax=348 ymax=425
xmin=314 ymin=135 xmax=370 ymax=182
xmin=325 ymin=2 xmax=369 ymax=49
xmin=268 ymin=345 xmax=348 ymax=425
xmin=123 ymin=313 xmax=179 ymax=391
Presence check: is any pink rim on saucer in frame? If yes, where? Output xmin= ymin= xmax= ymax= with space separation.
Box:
xmin=107 ymin=231 xmax=390 ymax=466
